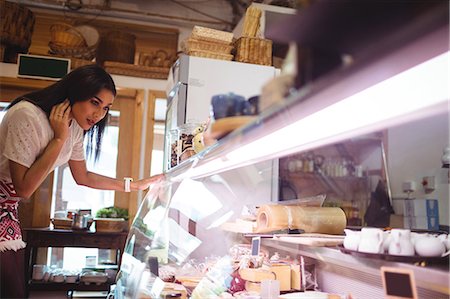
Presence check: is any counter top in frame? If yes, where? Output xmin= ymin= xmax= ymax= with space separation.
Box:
xmin=263 ymin=238 xmax=449 ymax=296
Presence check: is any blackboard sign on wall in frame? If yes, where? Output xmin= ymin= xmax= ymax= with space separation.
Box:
xmin=18 ymin=54 xmax=70 ymax=81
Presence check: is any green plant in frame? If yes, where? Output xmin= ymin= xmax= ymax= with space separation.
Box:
xmin=96 ymin=206 xmax=129 ymax=220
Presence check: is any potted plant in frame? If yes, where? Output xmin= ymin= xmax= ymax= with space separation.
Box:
xmin=95 ymin=206 xmax=129 ymax=233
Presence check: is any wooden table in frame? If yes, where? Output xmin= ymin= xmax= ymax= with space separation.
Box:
xmin=23 ymin=228 xmax=128 ymax=294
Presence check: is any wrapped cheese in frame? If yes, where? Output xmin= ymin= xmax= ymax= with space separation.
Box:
xmin=256 ymin=205 xmax=347 ymax=234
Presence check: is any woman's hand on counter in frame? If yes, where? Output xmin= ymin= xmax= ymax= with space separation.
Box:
xmin=132 ymin=173 xmax=165 ymax=191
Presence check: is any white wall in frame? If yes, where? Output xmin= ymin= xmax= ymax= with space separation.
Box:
xmin=388 ymin=111 xmax=450 ymax=225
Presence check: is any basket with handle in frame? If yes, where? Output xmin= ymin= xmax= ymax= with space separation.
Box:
xmin=50 ymin=22 xmax=87 ymax=48
xmin=49 ymin=24 xmax=98 ymax=60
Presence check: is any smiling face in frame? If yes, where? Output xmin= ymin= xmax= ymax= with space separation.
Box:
xmin=70 ymin=88 xmax=115 ymax=130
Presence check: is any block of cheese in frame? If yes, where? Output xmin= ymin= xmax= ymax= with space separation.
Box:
xmin=291 ymin=264 xmax=301 ymax=290
xmin=245 ymin=280 xmax=261 ymax=292
xmin=239 ymin=267 xmax=276 ymax=282
xmin=262 ymin=263 xmax=291 ymax=291
xmin=162 ymin=283 xmax=187 ymax=299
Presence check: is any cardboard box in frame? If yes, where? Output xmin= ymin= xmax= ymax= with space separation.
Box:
xmin=389 ymin=214 xmax=404 ymax=228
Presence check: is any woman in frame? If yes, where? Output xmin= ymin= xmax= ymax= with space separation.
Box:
xmin=0 ymin=64 xmax=163 ymax=297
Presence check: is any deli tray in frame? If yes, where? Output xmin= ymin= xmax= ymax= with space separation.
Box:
xmin=273 ymin=234 xmax=344 ymax=247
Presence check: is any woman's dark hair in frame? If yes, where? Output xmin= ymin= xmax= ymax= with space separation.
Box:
xmin=8 ymin=64 xmax=116 ymax=161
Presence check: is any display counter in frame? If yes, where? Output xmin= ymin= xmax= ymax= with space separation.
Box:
xmin=262 ymin=238 xmax=449 ymax=298
xmin=113 ymin=4 xmax=449 ymax=299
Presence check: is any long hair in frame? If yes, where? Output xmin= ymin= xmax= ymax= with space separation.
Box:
xmin=8 ymin=64 xmax=116 ymax=161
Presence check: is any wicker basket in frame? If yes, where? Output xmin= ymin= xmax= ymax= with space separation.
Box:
xmin=188 ymin=50 xmax=233 ymax=61
xmin=95 ymin=218 xmax=127 ymax=233
xmin=49 ymin=41 xmax=96 ymax=60
xmin=185 ymin=38 xmax=234 ymax=54
xmin=50 ymin=23 xmax=87 ymax=48
xmin=235 ymin=37 xmax=272 ymax=66
xmin=0 ymin=0 xmax=35 ymax=50
xmin=96 ymin=31 xmax=136 ymax=65
xmin=104 ymin=61 xmax=169 ymax=79
xmin=242 ymin=6 xmax=262 ymax=38
xmin=70 ymin=57 xmax=95 ymax=69
xmin=191 ymin=26 xmax=234 ymax=45
xmin=51 ymin=218 xmax=73 ymax=229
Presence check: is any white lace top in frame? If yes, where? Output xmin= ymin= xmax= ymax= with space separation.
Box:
xmin=0 ymin=100 xmax=85 ymax=182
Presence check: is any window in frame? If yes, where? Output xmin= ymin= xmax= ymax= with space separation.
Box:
xmin=49 ymin=111 xmax=121 ymax=270
xmin=151 ymin=98 xmax=166 ymax=176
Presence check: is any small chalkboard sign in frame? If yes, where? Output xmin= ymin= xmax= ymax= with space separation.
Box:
xmin=381 ymin=266 xmax=418 ymax=299
xmin=18 ymin=54 xmax=70 ymax=81
xmin=251 ymin=236 xmax=261 ymax=256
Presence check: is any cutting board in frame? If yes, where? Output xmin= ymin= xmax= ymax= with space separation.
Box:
xmin=208 ymin=116 xmax=256 ymax=139
xmin=273 ymin=233 xmax=344 ymax=247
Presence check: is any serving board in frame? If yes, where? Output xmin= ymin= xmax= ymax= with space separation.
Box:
xmin=273 ymin=233 xmax=345 ymax=247
xmin=208 ymin=116 xmax=256 ymax=139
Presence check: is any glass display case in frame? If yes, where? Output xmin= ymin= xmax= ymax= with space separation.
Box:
xmin=114 ymin=4 xmax=449 ymax=299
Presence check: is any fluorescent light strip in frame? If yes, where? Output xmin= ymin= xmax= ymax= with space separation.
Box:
xmin=226 ymin=51 xmax=449 ymax=162
xmin=171 ymin=51 xmax=449 ymax=181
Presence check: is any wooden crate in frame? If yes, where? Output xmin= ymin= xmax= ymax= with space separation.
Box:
xmin=235 ymin=37 xmax=272 ymax=66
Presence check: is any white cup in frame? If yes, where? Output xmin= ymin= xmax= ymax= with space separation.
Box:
xmin=32 ymin=264 xmax=46 ymax=280
xmin=358 ymin=227 xmax=384 ymax=254
xmin=388 ymin=229 xmax=415 ymax=256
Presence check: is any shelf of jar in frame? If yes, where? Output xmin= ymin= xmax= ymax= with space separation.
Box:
xmin=282 ymin=171 xmax=370 ymax=181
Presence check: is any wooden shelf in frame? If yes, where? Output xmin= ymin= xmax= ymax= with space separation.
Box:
xmin=284 ymin=171 xmax=369 ymax=181
xmin=24 ymin=228 xmax=127 ymax=296
xmin=29 ymin=280 xmax=112 ymax=291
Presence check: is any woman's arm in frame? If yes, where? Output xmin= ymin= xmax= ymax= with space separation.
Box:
xmin=68 ymin=159 xmax=164 ymax=191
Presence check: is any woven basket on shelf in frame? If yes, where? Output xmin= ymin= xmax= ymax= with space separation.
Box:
xmin=0 ymin=0 xmax=35 ymax=50
xmin=104 ymin=61 xmax=170 ymax=79
xmin=235 ymin=37 xmax=272 ymax=66
xmin=191 ymin=26 xmax=234 ymax=44
xmin=95 ymin=218 xmax=127 ymax=233
xmin=184 ymin=38 xmax=234 ymax=54
xmin=188 ymin=50 xmax=233 ymax=61
xmin=49 ymin=41 xmax=96 ymax=60
xmin=96 ymin=31 xmax=136 ymax=65
xmin=49 ymin=24 xmax=98 ymax=61
xmin=50 ymin=23 xmax=86 ymax=48
xmin=70 ymin=57 xmax=95 ymax=69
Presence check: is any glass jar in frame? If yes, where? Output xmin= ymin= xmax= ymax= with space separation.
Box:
xmin=167 ymin=129 xmax=179 ymax=169
xmin=177 ymin=122 xmax=200 ymax=164
xmin=167 ymin=122 xmax=201 ymax=169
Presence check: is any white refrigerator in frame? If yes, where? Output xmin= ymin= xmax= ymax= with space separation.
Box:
xmin=164 ymin=55 xmax=279 ymax=203
xmin=165 ymin=54 xmax=276 ymax=131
